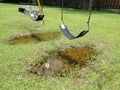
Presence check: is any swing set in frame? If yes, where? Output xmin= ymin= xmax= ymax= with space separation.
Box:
xmin=18 ymin=0 xmax=93 ymax=40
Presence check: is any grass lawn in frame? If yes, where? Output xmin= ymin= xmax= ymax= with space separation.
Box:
xmin=0 ymin=3 xmax=120 ymax=90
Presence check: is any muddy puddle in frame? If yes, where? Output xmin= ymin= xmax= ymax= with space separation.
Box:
xmin=29 ymin=45 xmax=96 ymax=77
xmin=9 ymin=32 xmax=60 ymax=45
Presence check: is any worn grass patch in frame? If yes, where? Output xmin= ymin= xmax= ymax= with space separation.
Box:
xmin=8 ymin=31 xmax=60 ymax=45
xmin=28 ymin=44 xmax=96 ymax=78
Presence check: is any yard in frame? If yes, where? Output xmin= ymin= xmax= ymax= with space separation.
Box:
xmin=0 ymin=3 xmax=120 ymax=90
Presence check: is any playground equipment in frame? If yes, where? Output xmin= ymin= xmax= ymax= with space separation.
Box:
xmin=60 ymin=0 xmax=93 ymax=39
xmin=18 ymin=0 xmax=93 ymax=40
xmin=18 ymin=0 xmax=44 ymax=22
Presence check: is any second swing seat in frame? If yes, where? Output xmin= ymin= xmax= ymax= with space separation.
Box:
xmin=18 ymin=5 xmax=44 ymax=21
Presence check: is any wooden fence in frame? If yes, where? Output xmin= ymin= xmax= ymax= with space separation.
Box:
xmin=95 ymin=0 xmax=120 ymax=9
xmin=1 ymin=0 xmax=120 ymax=9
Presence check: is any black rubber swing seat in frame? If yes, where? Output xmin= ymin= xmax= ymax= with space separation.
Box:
xmin=18 ymin=6 xmax=44 ymax=21
xmin=60 ymin=24 xmax=89 ymax=39
xmin=29 ymin=11 xmax=44 ymax=21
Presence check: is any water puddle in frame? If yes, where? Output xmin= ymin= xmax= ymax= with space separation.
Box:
xmin=29 ymin=44 xmax=96 ymax=77
xmin=9 ymin=32 xmax=60 ymax=45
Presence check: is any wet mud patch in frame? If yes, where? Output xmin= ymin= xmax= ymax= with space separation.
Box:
xmin=9 ymin=31 xmax=60 ymax=45
xmin=28 ymin=45 xmax=96 ymax=78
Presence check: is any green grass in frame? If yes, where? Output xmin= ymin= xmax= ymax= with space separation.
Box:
xmin=0 ymin=3 xmax=120 ymax=90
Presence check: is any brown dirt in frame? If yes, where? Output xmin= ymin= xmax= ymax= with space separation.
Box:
xmin=29 ymin=45 xmax=96 ymax=78
xmin=9 ymin=32 xmax=60 ymax=45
